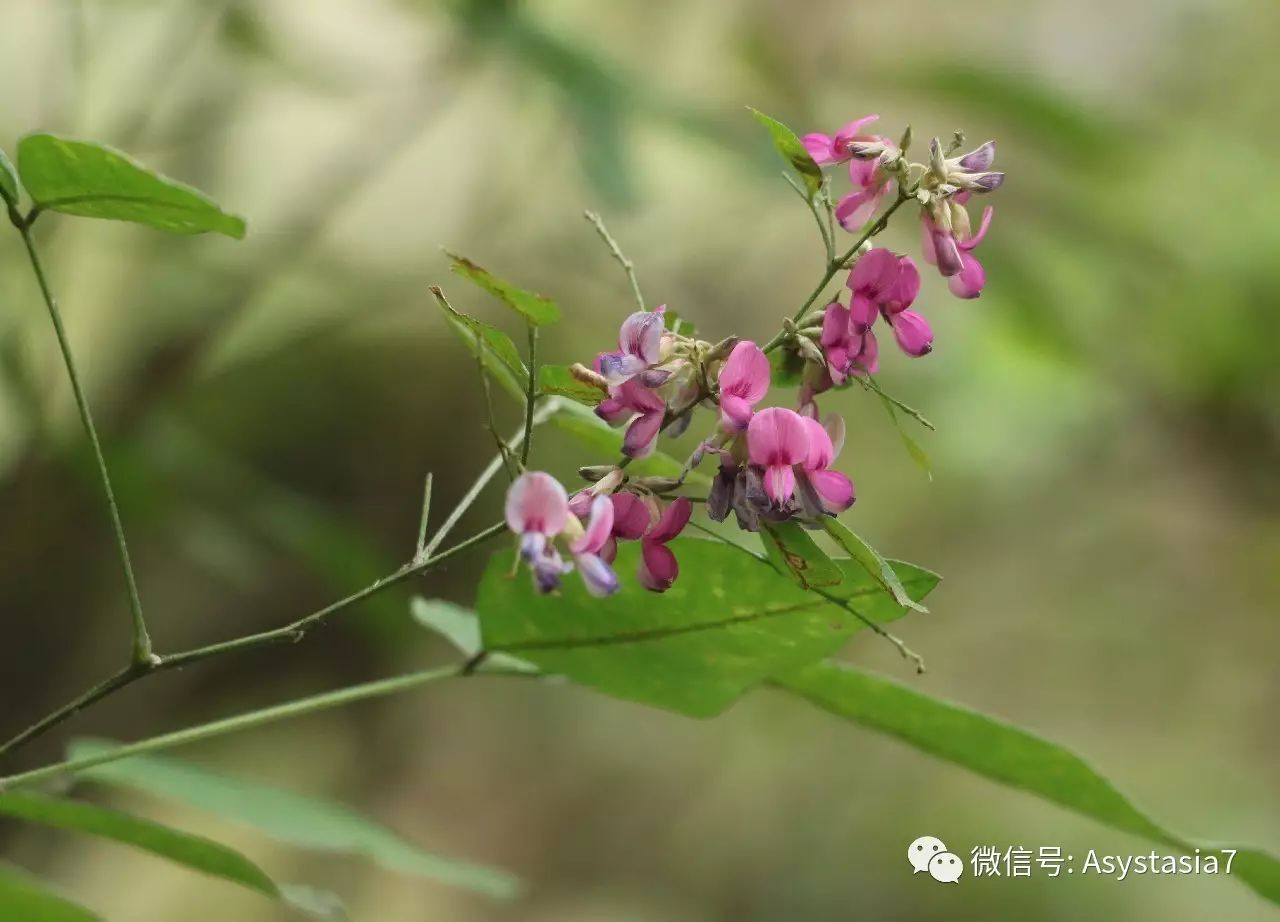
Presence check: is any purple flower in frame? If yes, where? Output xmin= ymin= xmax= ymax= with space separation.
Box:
xmin=802 ymin=114 xmax=880 ymax=166
xmin=600 ymin=491 xmax=652 ymax=564
xmin=638 ymin=497 xmax=692 ymax=592
xmin=718 ymin=340 xmax=771 ymax=431
xmin=504 ymin=471 xmax=572 ymax=593
xmin=568 ymin=494 xmax=619 ymax=597
xmin=597 ymin=306 xmax=669 ymax=386
xmin=596 ymin=377 xmax=668 ymax=459
xmin=747 ymin=407 xmax=811 ymax=506
xmin=921 ymin=199 xmax=994 ymax=299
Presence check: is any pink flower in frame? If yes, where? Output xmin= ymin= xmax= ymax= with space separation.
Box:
xmin=717 ymin=340 xmax=770 ymax=431
xmin=846 ymin=248 xmax=902 ymax=332
xmin=505 ymin=471 xmax=572 ymax=593
xmin=638 ymin=497 xmax=692 ymax=592
xmin=600 ymin=491 xmax=652 ymax=563
xmin=597 ymin=306 xmax=669 ymax=386
xmin=802 ymin=114 xmax=880 ymax=166
xmin=921 ymin=201 xmax=994 ymax=299
xmin=835 ymin=156 xmax=894 ymax=232
xmin=568 ymin=494 xmax=619 ymax=597
xmin=747 ymin=407 xmax=811 ymax=506
xmin=879 ymin=256 xmax=933 ymax=357
xmin=798 ymin=415 xmax=855 ymax=514
xmin=596 ymin=377 xmax=667 ymax=459
xmin=820 ymin=301 xmax=878 ymax=383
xmin=843 ymin=249 xmax=933 ymax=358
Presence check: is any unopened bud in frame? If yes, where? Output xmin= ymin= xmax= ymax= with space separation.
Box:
xmin=569 ymin=363 xmax=608 ymax=392
xmin=705 ymin=336 xmax=739 ymax=362
xmin=848 ymin=139 xmax=889 ymax=160
xmin=578 ymin=464 xmax=618 ymax=482
xmin=781 ymin=317 xmax=798 ymax=334
xmin=592 ymin=467 xmax=626 ymax=494
xmin=633 ymin=476 xmax=682 ymax=494
xmin=898 ymin=124 xmax=913 ymax=154
xmin=796 ymin=335 xmax=825 ymax=366
xmin=929 ymin=138 xmax=947 ymax=178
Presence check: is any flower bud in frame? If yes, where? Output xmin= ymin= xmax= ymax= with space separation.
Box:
xmin=578 ymin=464 xmax=618 ymax=482
xmin=898 ymin=124 xmax=913 ymax=154
xmin=705 ymin=336 xmax=740 ymax=362
xmin=796 ymin=335 xmax=825 ymax=366
xmin=929 ymin=138 xmax=947 ymax=178
xmin=592 ymin=467 xmax=626 ymax=494
xmin=847 ymin=139 xmax=889 ymax=160
xmin=633 ymin=476 xmax=682 ymax=494
xmin=569 ymin=363 xmax=609 ymax=392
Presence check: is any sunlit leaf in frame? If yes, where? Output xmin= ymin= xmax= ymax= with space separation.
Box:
xmin=537 ymin=364 xmax=605 ymax=405
xmin=67 ymin=741 xmax=521 ymax=901
xmin=749 ymin=108 xmax=823 ymax=197
xmin=445 ymin=251 xmax=560 ymax=326
xmin=477 ymin=539 xmax=937 ymax=717
xmin=0 ymin=791 xmax=278 ymax=898
xmin=17 ymin=134 xmax=245 ymax=238
xmin=0 ymin=862 xmax=101 ymax=921
xmin=821 ymin=519 xmax=927 ymax=612
xmin=0 ymin=149 xmax=18 ymax=205
xmin=772 ymin=662 xmax=1280 ymax=907
xmin=760 ymin=520 xmax=844 ymax=589
xmin=431 ymin=288 xmax=529 ymax=400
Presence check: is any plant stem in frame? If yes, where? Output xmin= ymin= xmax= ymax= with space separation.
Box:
xmin=17 ymin=221 xmax=154 ymax=665
xmin=0 ymin=664 xmax=149 ymax=759
xmin=521 ymin=326 xmax=538 ymax=467
xmin=414 ymin=472 xmax=433 ymax=561
xmin=584 ymin=210 xmax=645 ymax=313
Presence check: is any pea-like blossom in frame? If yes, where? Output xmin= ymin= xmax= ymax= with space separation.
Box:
xmin=829 ymin=248 xmax=932 ymax=363
xmin=820 ymin=301 xmax=878 ymax=382
xmin=505 ymin=471 xmax=573 ymax=593
xmin=600 ymin=491 xmax=652 ymax=563
xmin=596 ymin=377 xmax=668 ymax=459
xmin=637 ymin=497 xmax=693 ymax=592
xmin=921 ymin=197 xmax=993 ymax=299
xmin=801 ymin=114 xmax=880 ymax=166
xmin=796 ymin=415 xmax=855 ymax=514
xmin=597 ymin=306 xmax=670 ymax=386
xmin=747 ymin=407 xmax=811 ymax=506
xmin=568 ymin=494 xmax=619 ymax=597
xmin=836 ymin=156 xmax=894 ymax=232
xmin=717 ymin=340 xmax=770 ymax=431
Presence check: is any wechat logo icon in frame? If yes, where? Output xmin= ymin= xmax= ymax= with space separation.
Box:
xmin=909 ymin=836 xmax=964 ymax=884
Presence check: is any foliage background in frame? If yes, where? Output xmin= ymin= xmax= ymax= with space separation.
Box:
xmin=1 ymin=0 xmax=1276 ymax=918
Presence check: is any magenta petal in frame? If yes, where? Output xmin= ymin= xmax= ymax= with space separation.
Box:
xmin=887 ymin=257 xmax=921 ymax=311
xmin=600 ymin=536 xmax=618 ymax=565
xmin=820 ymin=302 xmax=852 ymax=347
xmin=801 ymin=417 xmax=835 ymax=471
xmin=835 ymin=188 xmax=879 ymax=232
xmin=567 ymin=489 xmax=593 ymax=518
xmin=891 ymin=310 xmax=934 ymax=356
xmin=505 ymin=471 xmax=569 ymax=536
xmin=638 ymin=541 xmax=679 ymax=592
xmin=934 ymin=231 xmax=964 ymax=277
xmin=596 ymin=397 xmax=633 ymax=426
xmin=719 ymin=393 xmax=754 ymax=431
xmin=762 ymin=464 xmax=796 ymax=506
xmin=622 ymin=411 xmax=664 ymax=458
xmin=919 ymin=213 xmax=939 ymax=266
xmin=948 ymin=252 xmax=986 ymax=299
xmin=961 ymin=206 xmax=994 ymax=250
xmin=848 ymin=293 xmax=878 ymax=333
xmin=610 ymin=492 xmax=652 ymax=540
xmin=802 ymin=132 xmax=838 ymax=165
xmin=852 ymin=330 xmax=879 ymax=375
xmin=809 ymin=469 xmax=855 ymax=512
xmin=647 ymin=497 xmax=692 ymax=544
xmin=570 ymin=494 xmax=615 ymax=555
xmin=719 ymin=340 xmax=770 ymax=402
xmin=576 ymin=553 xmax=619 ymax=597
xmin=748 ymin=407 xmax=811 ymax=467
xmin=848 ymin=247 xmax=900 ymax=297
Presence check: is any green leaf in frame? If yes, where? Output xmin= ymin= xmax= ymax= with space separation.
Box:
xmin=410 ymin=597 xmax=536 ymax=671
xmin=0 ymin=791 xmax=278 ymax=898
xmin=662 ymin=309 xmax=697 ymax=337
xmin=772 ymin=662 xmax=1280 ymax=907
xmin=67 ymin=741 xmax=521 ymax=901
xmin=0 ymin=862 xmax=101 ymax=921
xmin=821 ymin=519 xmax=926 ymax=613
xmin=759 ymin=520 xmax=844 ymax=589
xmin=537 ymin=364 xmax=605 ymax=406
xmin=0 ymin=149 xmax=18 ymax=206
xmin=17 ymin=134 xmax=245 ymax=238
xmin=749 ymin=108 xmax=823 ymax=197
xmin=768 ymin=345 xmax=805 ymax=388
xmin=547 ymin=399 xmax=707 ymax=484
xmin=476 ymin=539 xmax=937 ymax=717
xmin=876 ymin=393 xmax=932 ymax=480
xmin=445 ymin=251 xmax=560 ymax=326
xmin=431 ymin=288 xmax=529 ymax=400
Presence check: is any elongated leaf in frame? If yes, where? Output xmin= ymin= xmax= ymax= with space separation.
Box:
xmin=410 ymin=597 xmax=535 ymax=672
xmin=67 ymin=741 xmax=520 ymax=901
xmin=0 ymin=149 xmax=17 ymax=205
xmin=547 ymin=399 xmax=706 ymax=484
xmin=877 ymin=393 xmax=932 ymax=479
xmin=0 ymin=863 xmax=101 ymax=921
xmin=0 ymin=791 xmax=277 ymax=897
xmin=772 ymin=662 xmax=1280 ymax=907
xmin=822 ymin=519 xmax=926 ymax=612
xmin=749 ymin=108 xmax=823 ymax=196
xmin=431 ymin=289 xmax=529 ymax=400
xmin=760 ymin=520 xmax=844 ymax=589
xmin=445 ymin=251 xmax=560 ymax=326
xmin=538 ymin=364 xmax=605 ymax=406
xmin=477 ymin=539 xmax=937 ymax=717
xmin=17 ymin=134 xmax=245 ymax=238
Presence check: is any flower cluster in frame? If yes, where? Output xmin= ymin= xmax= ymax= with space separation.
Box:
xmin=503 ymin=112 xmax=1004 ymax=598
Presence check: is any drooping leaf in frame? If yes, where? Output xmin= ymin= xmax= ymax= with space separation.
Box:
xmin=537 ymin=364 xmax=605 ymax=406
xmin=749 ymin=108 xmax=824 ymax=197
xmin=431 ymin=288 xmax=529 ymax=400
xmin=16 ymin=134 xmax=245 ymax=238
xmin=547 ymin=399 xmax=706 ymax=484
xmin=771 ymin=662 xmax=1280 ymax=907
xmin=67 ymin=741 xmax=520 ymax=901
xmin=0 ymin=791 xmax=278 ymax=898
xmin=760 ymin=520 xmax=844 ymax=589
xmin=410 ymin=598 xmax=536 ymax=672
xmin=476 ymin=539 xmax=937 ymax=717
xmin=445 ymin=251 xmax=560 ymax=326
xmin=821 ymin=519 xmax=927 ymax=612
xmin=0 ymin=149 xmax=18 ymax=205
xmin=0 ymin=863 xmax=101 ymax=921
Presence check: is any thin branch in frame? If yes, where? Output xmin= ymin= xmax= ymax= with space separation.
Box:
xmin=856 ymin=375 xmax=935 ymax=431
xmin=414 ymin=472 xmax=433 ymax=563
xmin=520 ymin=325 xmax=538 ymax=467
xmin=584 ymin=210 xmax=645 ymax=312
xmin=473 ymin=339 xmax=517 ymax=480
xmin=782 ymin=171 xmax=834 ymax=265
xmin=17 ymin=221 xmax=154 ymax=665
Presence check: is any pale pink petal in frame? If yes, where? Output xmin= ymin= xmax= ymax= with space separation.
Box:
xmin=891 ymin=310 xmax=934 ymax=356
xmin=719 ymin=393 xmax=754 ymax=432
xmin=762 ymin=464 xmax=796 ymax=506
xmin=567 ymin=489 xmax=593 ymax=518
xmin=947 ymin=252 xmax=986 ymax=299
xmin=801 ymin=417 xmax=835 ymax=472
xmin=622 ymin=411 xmax=664 ymax=458
xmin=570 ymin=494 xmax=615 ymax=555
xmin=809 ymin=469 xmax=855 ymax=512
xmin=618 ymin=309 xmax=665 ymax=365
xmin=748 ymin=407 xmax=811 ymax=467
xmin=835 ymin=188 xmax=882 ymax=232
xmin=719 ymin=340 xmax=770 ymax=402
xmin=638 ymin=542 xmax=679 ymax=592
xmin=647 ymin=497 xmax=692 ymax=544
xmin=610 ymin=492 xmax=652 ymax=540
xmin=824 ymin=413 xmax=846 ymax=459
xmin=505 ymin=471 xmax=568 ymax=536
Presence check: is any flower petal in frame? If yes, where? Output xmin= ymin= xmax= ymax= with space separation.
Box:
xmin=747 ymin=407 xmax=811 ymax=467
xmin=595 ymin=396 xmax=633 ymax=426
xmin=957 ymin=140 xmax=996 ymax=172
xmin=719 ymin=393 xmax=754 ymax=432
xmin=647 ymin=497 xmax=692 ymax=544
xmin=961 ymin=206 xmax=994 ymax=250
xmin=622 ymin=411 xmax=664 ymax=459
xmin=824 ymin=413 xmax=847 ymax=459
xmin=618 ymin=309 xmax=665 ymax=365
xmin=801 ymin=416 xmax=835 ymax=471
xmin=719 ymin=340 xmax=770 ymax=402
xmin=835 ymin=187 xmax=882 ymax=232
xmin=802 ymin=132 xmax=839 ymax=165
xmin=820 ymin=302 xmax=852 ymax=347
xmin=638 ymin=542 xmax=679 ymax=592
xmin=598 ymin=351 xmax=647 ymax=385
xmin=891 ymin=309 xmax=934 ymax=356
xmin=576 ymin=552 xmax=619 ymax=597
xmin=762 ymin=464 xmax=796 ymax=506
xmin=505 ymin=471 xmax=568 ymax=536
xmin=809 ymin=469 xmax=856 ymax=512
xmin=847 ymin=247 xmax=900 ymax=298
xmin=570 ymin=494 xmax=615 ymax=555
xmin=947 ymin=252 xmax=986 ymax=299
xmin=886 ymin=256 xmax=921 ymax=312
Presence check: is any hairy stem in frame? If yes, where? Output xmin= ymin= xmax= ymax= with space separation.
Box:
xmin=584 ymin=210 xmax=645 ymax=313
xmin=16 ymin=219 xmax=153 ymax=665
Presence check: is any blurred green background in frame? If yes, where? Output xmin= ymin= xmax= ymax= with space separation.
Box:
xmin=1 ymin=0 xmax=1277 ymax=919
